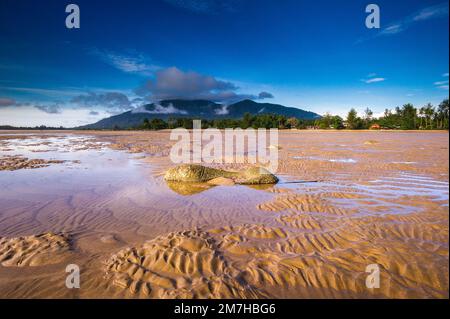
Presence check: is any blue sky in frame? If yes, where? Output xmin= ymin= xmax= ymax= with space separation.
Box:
xmin=0 ymin=0 xmax=448 ymax=127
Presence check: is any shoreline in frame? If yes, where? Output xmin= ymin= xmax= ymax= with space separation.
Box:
xmin=1 ymin=129 xmax=449 ymax=133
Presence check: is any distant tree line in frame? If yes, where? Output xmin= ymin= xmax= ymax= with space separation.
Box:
xmin=138 ymin=99 xmax=449 ymax=131
xmin=140 ymin=113 xmax=311 ymax=130
xmin=344 ymin=99 xmax=449 ymax=130
xmin=0 ymin=125 xmax=67 ymax=130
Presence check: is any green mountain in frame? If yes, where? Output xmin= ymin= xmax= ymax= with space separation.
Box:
xmin=78 ymin=99 xmax=321 ymax=129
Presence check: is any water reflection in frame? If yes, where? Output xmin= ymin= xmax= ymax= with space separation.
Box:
xmin=166 ymin=181 xmax=213 ymax=196
xmin=165 ymin=180 xmax=276 ymax=196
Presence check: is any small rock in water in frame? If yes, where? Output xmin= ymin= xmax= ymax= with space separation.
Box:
xmin=100 ymin=234 xmax=119 ymax=244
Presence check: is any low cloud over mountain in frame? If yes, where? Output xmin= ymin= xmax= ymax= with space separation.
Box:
xmin=135 ymin=67 xmax=274 ymax=103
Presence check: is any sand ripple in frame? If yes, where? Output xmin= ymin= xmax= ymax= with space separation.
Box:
xmin=105 ymin=230 xmax=261 ymax=298
xmin=0 ymin=232 xmax=71 ymax=267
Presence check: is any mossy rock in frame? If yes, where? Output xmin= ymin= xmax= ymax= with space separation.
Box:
xmin=164 ymin=164 xmax=278 ymax=185
xmin=164 ymin=164 xmax=236 ymax=183
xmin=237 ymin=167 xmax=279 ymax=185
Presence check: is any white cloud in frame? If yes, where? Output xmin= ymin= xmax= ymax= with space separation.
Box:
xmin=135 ymin=66 xmax=269 ymax=103
xmin=364 ymin=77 xmax=386 ymax=84
xmin=92 ymin=49 xmax=160 ymax=76
xmin=434 ymin=74 xmax=450 ymax=90
xmin=379 ymin=2 xmax=448 ymax=37
xmin=413 ymin=3 xmax=449 ymax=21
xmin=381 ymin=24 xmax=403 ymax=35
xmin=214 ymin=104 xmax=229 ymax=115
xmin=361 ymin=73 xmax=386 ymax=84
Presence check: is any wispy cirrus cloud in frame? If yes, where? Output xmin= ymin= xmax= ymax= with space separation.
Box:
xmin=362 ymin=73 xmax=386 ymax=84
xmin=91 ymin=49 xmax=161 ymax=76
xmin=0 ymin=86 xmax=84 ymax=98
xmin=381 ymin=24 xmax=403 ymax=35
xmin=434 ymin=73 xmax=449 ymax=90
xmin=356 ymin=2 xmax=449 ymax=43
xmin=365 ymin=78 xmax=386 ymax=84
xmin=163 ymin=0 xmax=240 ymax=14
xmin=380 ymin=2 xmax=448 ymax=36
xmin=413 ymin=3 xmax=449 ymax=21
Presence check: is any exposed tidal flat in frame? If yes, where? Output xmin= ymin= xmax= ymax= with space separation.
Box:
xmin=0 ymin=130 xmax=448 ymax=298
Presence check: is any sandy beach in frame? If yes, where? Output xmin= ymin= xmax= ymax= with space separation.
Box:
xmin=0 ymin=130 xmax=448 ymax=298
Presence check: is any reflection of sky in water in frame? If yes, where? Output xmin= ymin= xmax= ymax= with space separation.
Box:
xmin=0 ymin=135 xmax=150 ymax=196
xmin=293 ymin=155 xmax=357 ymax=163
xmin=275 ymin=171 xmax=449 ymax=216
xmin=1 ymin=135 xmax=109 ymax=160
xmin=367 ymin=173 xmax=449 ymax=202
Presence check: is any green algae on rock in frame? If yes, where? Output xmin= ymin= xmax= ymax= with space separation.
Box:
xmin=164 ymin=164 xmax=278 ymax=185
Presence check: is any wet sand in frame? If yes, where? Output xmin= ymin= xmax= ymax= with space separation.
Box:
xmin=0 ymin=130 xmax=448 ymax=298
